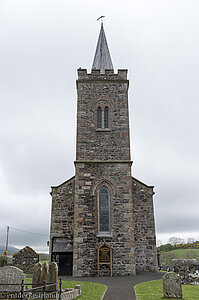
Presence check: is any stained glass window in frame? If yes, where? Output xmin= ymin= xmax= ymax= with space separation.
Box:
xmin=97 ymin=106 xmax=102 ymax=128
xmin=98 ymin=186 xmax=110 ymax=232
xmin=104 ymin=106 xmax=109 ymax=128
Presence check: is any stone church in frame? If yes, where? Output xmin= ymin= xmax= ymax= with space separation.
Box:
xmin=50 ymin=23 xmax=158 ymax=277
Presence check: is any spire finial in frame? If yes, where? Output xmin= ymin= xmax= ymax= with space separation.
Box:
xmin=97 ymin=16 xmax=105 ymax=24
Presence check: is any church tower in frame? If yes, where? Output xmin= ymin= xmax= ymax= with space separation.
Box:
xmin=49 ymin=22 xmax=158 ymax=277
xmin=73 ymin=23 xmax=136 ymax=276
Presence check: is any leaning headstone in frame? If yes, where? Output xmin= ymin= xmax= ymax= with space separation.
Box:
xmin=0 ymin=266 xmax=25 ymax=292
xmin=41 ymin=262 xmax=48 ymax=283
xmin=163 ymin=272 xmax=182 ymax=298
xmin=47 ymin=262 xmax=58 ymax=291
xmin=32 ymin=262 xmax=42 ymax=291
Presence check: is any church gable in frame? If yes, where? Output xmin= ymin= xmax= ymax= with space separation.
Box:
xmin=50 ymin=176 xmax=75 ymax=242
xmin=132 ymin=177 xmax=157 ymax=272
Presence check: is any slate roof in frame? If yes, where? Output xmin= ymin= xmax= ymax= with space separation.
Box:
xmin=92 ymin=23 xmax=114 ymax=73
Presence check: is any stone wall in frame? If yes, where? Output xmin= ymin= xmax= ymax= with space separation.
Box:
xmin=132 ymin=177 xmax=158 ymax=272
xmin=13 ymin=246 xmax=39 ymax=273
xmin=172 ymin=259 xmax=199 ymax=284
xmin=61 ymin=285 xmax=81 ymax=300
xmin=50 ymin=176 xmax=75 ymax=249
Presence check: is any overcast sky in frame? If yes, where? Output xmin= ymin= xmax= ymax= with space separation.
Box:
xmin=0 ymin=0 xmax=199 ymax=253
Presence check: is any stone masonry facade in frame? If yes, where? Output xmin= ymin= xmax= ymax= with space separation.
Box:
xmin=50 ymin=174 xmax=157 ymax=275
xmin=73 ymin=162 xmax=135 ymax=276
xmin=50 ymin=68 xmax=158 ymax=276
xmin=50 ymin=177 xmax=75 ymax=239
xmin=72 ymin=69 xmax=135 ymax=276
xmin=132 ymin=177 xmax=157 ymax=272
xmin=12 ymin=246 xmax=39 ymax=273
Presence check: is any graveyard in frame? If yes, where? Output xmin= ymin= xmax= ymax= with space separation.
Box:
xmin=135 ymin=279 xmax=199 ymax=300
xmin=0 ymin=258 xmax=107 ymax=300
xmin=1 ymin=246 xmax=199 ymax=299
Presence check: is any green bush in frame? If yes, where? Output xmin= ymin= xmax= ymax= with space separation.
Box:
xmin=158 ymin=242 xmax=199 ymax=253
xmin=0 ymin=255 xmax=8 ymax=267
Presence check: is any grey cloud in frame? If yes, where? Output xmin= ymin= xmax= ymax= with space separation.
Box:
xmin=0 ymin=0 xmax=199 ymax=249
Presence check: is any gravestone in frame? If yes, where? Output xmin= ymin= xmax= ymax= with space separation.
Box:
xmin=48 ymin=262 xmax=58 ymax=291
xmin=32 ymin=262 xmax=58 ymax=292
xmin=41 ymin=262 xmax=48 ymax=283
xmin=32 ymin=262 xmax=42 ymax=291
xmin=0 ymin=266 xmax=25 ymax=291
xmin=163 ymin=272 xmax=182 ymax=298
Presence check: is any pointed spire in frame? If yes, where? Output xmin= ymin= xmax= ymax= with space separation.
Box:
xmin=92 ymin=22 xmax=114 ymax=74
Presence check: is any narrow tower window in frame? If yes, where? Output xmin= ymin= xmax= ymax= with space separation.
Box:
xmin=104 ymin=106 xmax=109 ymax=128
xmin=97 ymin=106 xmax=102 ymax=128
xmin=98 ymin=186 xmax=110 ymax=233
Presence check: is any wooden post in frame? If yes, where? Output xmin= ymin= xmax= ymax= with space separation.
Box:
xmin=110 ymin=248 xmax=112 ymax=277
xmin=5 ymin=226 xmax=9 ymax=256
xmin=97 ymin=247 xmax=99 ymax=277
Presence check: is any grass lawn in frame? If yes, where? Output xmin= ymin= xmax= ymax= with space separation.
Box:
xmin=39 ymin=259 xmax=49 ymax=264
xmin=135 ymin=280 xmax=199 ymax=300
xmin=167 ymin=249 xmax=199 ymax=257
xmin=25 ymin=277 xmax=107 ymax=300
xmin=161 ymin=249 xmax=199 ymax=265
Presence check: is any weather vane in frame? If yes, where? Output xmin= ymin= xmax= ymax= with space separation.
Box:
xmin=97 ymin=16 xmax=105 ymax=23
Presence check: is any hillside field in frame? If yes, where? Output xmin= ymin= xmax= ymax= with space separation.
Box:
xmin=161 ymin=248 xmax=199 ymax=265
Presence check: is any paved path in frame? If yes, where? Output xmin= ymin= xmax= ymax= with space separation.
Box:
xmin=61 ymin=271 xmax=165 ymax=300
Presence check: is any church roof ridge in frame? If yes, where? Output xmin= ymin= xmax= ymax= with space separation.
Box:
xmin=51 ymin=175 xmax=75 ymax=189
xmin=92 ymin=22 xmax=114 ymax=74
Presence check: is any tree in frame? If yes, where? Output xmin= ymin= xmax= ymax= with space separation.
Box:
xmin=167 ymin=237 xmax=185 ymax=246
xmin=187 ymin=237 xmax=195 ymax=244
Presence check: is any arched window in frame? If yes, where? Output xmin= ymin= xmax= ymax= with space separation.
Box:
xmin=97 ymin=106 xmax=102 ymax=128
xmin=98 ymin=186 xmax=110 ymax=233
xmin=104 ymin=106 xmax=109 ymax=128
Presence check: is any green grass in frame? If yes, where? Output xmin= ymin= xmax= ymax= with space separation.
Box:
xmin=135 ymin=279 xmax=199 ymax=300
xmin=25 ymin=277 xmax=107 ymax=300
xmin=39 ymin=259 xmax=49 ymax=264
xmin=62 ymin=280 xmax=107 ymax=300
xmin=161 ymin=249 xmax=199 ymax=265
xmin=168 ymin=249 xmax=199 ymax=256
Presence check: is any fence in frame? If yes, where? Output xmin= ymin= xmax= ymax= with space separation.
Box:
xmin=0 ymin=279 xmax=62 ymax=300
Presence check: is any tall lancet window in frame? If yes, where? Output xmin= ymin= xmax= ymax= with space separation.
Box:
xmin=97 ymin=106 xmax=102 ymax=128
xmin=104 ymin=106 xmax=109 ymax=128
xmin=98 ymin=186 xmax=110 ymax=233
